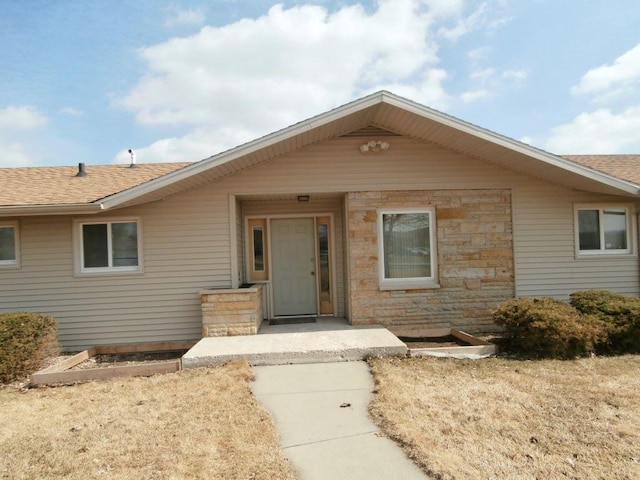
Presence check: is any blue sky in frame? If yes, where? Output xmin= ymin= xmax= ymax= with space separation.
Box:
xmin=1 ymin=0 xmax=639 ymax=167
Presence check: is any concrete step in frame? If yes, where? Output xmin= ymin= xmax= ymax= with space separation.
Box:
xmin=181 ymin=325 xmax=407 ymax=368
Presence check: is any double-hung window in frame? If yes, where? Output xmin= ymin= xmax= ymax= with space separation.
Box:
xmin=78 ymin=219 xmax=141 ymax=273
xmin=0 ymin=222 xmax=19 ymax=267
xmin=378 ymin=208 xmax=438 ymax=289
xmin=575 ymin=205 xmax=633 ymax=256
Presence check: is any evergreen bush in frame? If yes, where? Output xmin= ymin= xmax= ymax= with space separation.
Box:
xmin=493 ymin=297 xmax=602 ymax=359
xmin=570 ymin=290 xmax=640 ymax=354
xmin=0 ymin=312 xmax=59 ymax=383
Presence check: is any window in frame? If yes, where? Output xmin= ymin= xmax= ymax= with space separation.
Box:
xmin=378 ymin=208 xmax=438 ymax=289
xmin=247 ymin=218 xmax=268 ymax=281
xmin=0 ymin=222 xmax=19 ymax=267
xmin=252 ymin=226 xmax=265 ymax=272
xmin=316 ymin=216 xmax=334 ymax=314
xmin=575 ymin=205 xmax=633 ymax=255
xmin=78 ymin=219 xmax=141 ymax=273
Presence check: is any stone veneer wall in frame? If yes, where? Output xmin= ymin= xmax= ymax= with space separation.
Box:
xmin=347 ymin=189 xmax=514 ymax=333
xmin=201 ymin=285 xmax=264 ymax=336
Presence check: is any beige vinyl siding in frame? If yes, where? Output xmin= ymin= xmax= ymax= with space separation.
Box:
xmin=1 ymin=135 xmax=638 ymax=349
xmin=0 ymin=186 xmax=232 ymax=350
xmin=512 ymin=184 xmax=640 ymax=297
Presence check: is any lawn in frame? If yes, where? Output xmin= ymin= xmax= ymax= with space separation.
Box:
xmin=369 ymin=355 xmax=640 ymax=480
xmin=0 ymin=361 xmax=295 ymax=480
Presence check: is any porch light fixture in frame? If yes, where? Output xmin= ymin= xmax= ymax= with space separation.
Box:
xmin=360 ymin=140 xmax=390 ymax=153
xmin=297 ymin=195 xmax=310 ymax=202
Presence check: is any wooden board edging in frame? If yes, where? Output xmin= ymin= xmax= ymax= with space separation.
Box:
xmin=30 ymin=361 xmax=180 ymax=386
xmin=29 ymin=340 xmax=196 ymax=386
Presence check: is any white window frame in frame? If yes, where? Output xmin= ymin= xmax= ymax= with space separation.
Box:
xmin=75 ymin=218 xmax=143 ymax=275
xmin=0 ymin=221 xmax=20 ymax=268
xmin=574 ymin=204 xmax=635 ymax=257
xmin=377 ymin=207 xmax=439 ymax=290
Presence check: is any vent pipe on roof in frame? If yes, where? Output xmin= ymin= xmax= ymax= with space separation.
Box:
xmin=76 ymin=162 xmax=87 ymax=177
xmin=128 ymin=149 xmax=137 ymax=168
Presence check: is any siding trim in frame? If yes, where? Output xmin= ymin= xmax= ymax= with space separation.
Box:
xmin=229 ymin=194 xmax=239 ymax=289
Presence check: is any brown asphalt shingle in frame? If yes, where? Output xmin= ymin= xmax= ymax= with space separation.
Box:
xmin=0 ymin=163 xmax=192 ymax=206
xmin=563 ymin=154 xmax=640 ymax=186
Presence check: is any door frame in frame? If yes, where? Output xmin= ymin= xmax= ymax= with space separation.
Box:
xmin=244 ymin=213 xmax=337 ymax=319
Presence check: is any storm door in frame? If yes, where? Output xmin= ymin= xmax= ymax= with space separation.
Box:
xmin=271 ymin=218 xmax=318 ymax=316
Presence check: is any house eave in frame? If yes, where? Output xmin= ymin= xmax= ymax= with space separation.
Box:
xmin=379 ymin=93 xmax=640 ymax=197
xmin=98 ymin=95 xmax=384 ymax=210
xmin=88 ymin=91 xmax=640 ymax=208
xmin=0 ymin=203 xmax=104 ymax=217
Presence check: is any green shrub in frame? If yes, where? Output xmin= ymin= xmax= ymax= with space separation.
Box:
xmin=570 ymin=290 xmax=640 ymax=354
xmin=0 ymin=312 xmax=60 ymax=383
xmin=493 ymin=297 xmax=602 ymax=359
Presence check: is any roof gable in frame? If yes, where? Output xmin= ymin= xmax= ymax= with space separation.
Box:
xmin=1 ymin=91 xmax=639 ymax=216
xmin=100 ymin=91 xmax=639 ymax=209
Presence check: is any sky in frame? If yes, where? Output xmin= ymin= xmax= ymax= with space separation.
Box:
xmin=1 ymin=0 xmax=639 ymax=168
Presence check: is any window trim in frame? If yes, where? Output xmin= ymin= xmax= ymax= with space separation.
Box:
xmin=74 ymin=218 xmax=143 ymax=275
xmin=0 ymin=221 xmax=20 ymax=268
xmin=574 ymin=204 xmax=636 ymax=257
xmin=377 ymin=207 xmax=439 ymax=290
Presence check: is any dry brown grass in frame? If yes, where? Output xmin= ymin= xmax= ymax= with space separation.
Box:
xmin=369 ymin=355 xmax=640 ymax=480
xmin=0 ymin=361 xmax=295 ymax=480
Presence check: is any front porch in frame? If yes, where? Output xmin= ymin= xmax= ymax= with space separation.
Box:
xmin=183 ymin=317 xmax=407 ymax=368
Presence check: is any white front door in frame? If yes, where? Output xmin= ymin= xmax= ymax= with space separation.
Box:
xmin=271 ymin=218 xmax=317 ymax=316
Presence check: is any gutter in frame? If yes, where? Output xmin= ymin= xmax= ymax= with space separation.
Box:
xmin=0 ymin=203 xmax=104 ymax=217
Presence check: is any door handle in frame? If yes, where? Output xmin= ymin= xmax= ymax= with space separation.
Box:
xmin=311 ymin=272 xmax=315 ymax=276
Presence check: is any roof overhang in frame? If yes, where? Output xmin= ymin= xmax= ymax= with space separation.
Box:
xmin=97 ymin=91 xmax=639 ymax=209
xmin=5 ymin=91 xmax=637 ymax=217
xmin=0 ymin=203 xmax=104 ymax=217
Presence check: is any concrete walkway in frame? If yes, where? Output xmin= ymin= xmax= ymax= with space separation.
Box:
xmin=251 ymin=361 xmax=428 ymax=480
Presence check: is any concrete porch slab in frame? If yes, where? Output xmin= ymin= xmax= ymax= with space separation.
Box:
xmin=181 ymin=322 xmax=407 ymax=368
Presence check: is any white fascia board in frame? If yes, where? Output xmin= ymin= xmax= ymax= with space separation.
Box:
xmin=99 ymin=93 xmax=386 ymax=210
xmin=381 ymin=92 xmax=640 ymax=196
xmin=0 ymin=203 xmax=104 ymax=217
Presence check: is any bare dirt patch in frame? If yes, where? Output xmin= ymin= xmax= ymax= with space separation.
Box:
xmin=399 ymin=335 xmax=469 ymax=349
xmin=0 ymin=361 xmax=296 ymax=480
xmin=369 ymin=355 xmax=640 ymax=480
xmin=68 ymin=351 xmax=185 ymax=370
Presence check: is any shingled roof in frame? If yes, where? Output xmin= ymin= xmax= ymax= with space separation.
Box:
xmin=0 ymin=162 xmax=191 ymax=206
xmin=563 ymin=155 xmax=640 ymax=186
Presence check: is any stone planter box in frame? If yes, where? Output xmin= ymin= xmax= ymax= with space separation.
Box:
xmin=200 ymin=285 xmax=264 ymax=337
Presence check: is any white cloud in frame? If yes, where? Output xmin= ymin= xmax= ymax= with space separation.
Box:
xmin=0 ymin=106 xmax=47 ymax=129
xmin=502 ymin=69 xmax=526 ymax=81
xmin=60 ymin=107 xmax=84 ymax=117
xmin=0 ymin=106 xmax=47 ymax=167
xmin=461 ymin=89 xmax=490 ymax=103
xmin=116 ymin=0 xmax=485 ymax=162
xmin=571 ymin=43 xmax=640 ymax=103
xmin=438 ymin=2 xmax=510 ymax=41
xmin=459 ymin=67 xmax=526 ymax=104
xmin=546 ymin=107 xmax=640 ymax=154
xmin=544 ymin=44 xmax=640 ymax=154
xmin=113 ymin=126 xmax=255 ymax=164
xmin=0 ymin=142 xmax=34 ymax=167
xmin=166 ymin=8 xmax=205 ymax=27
